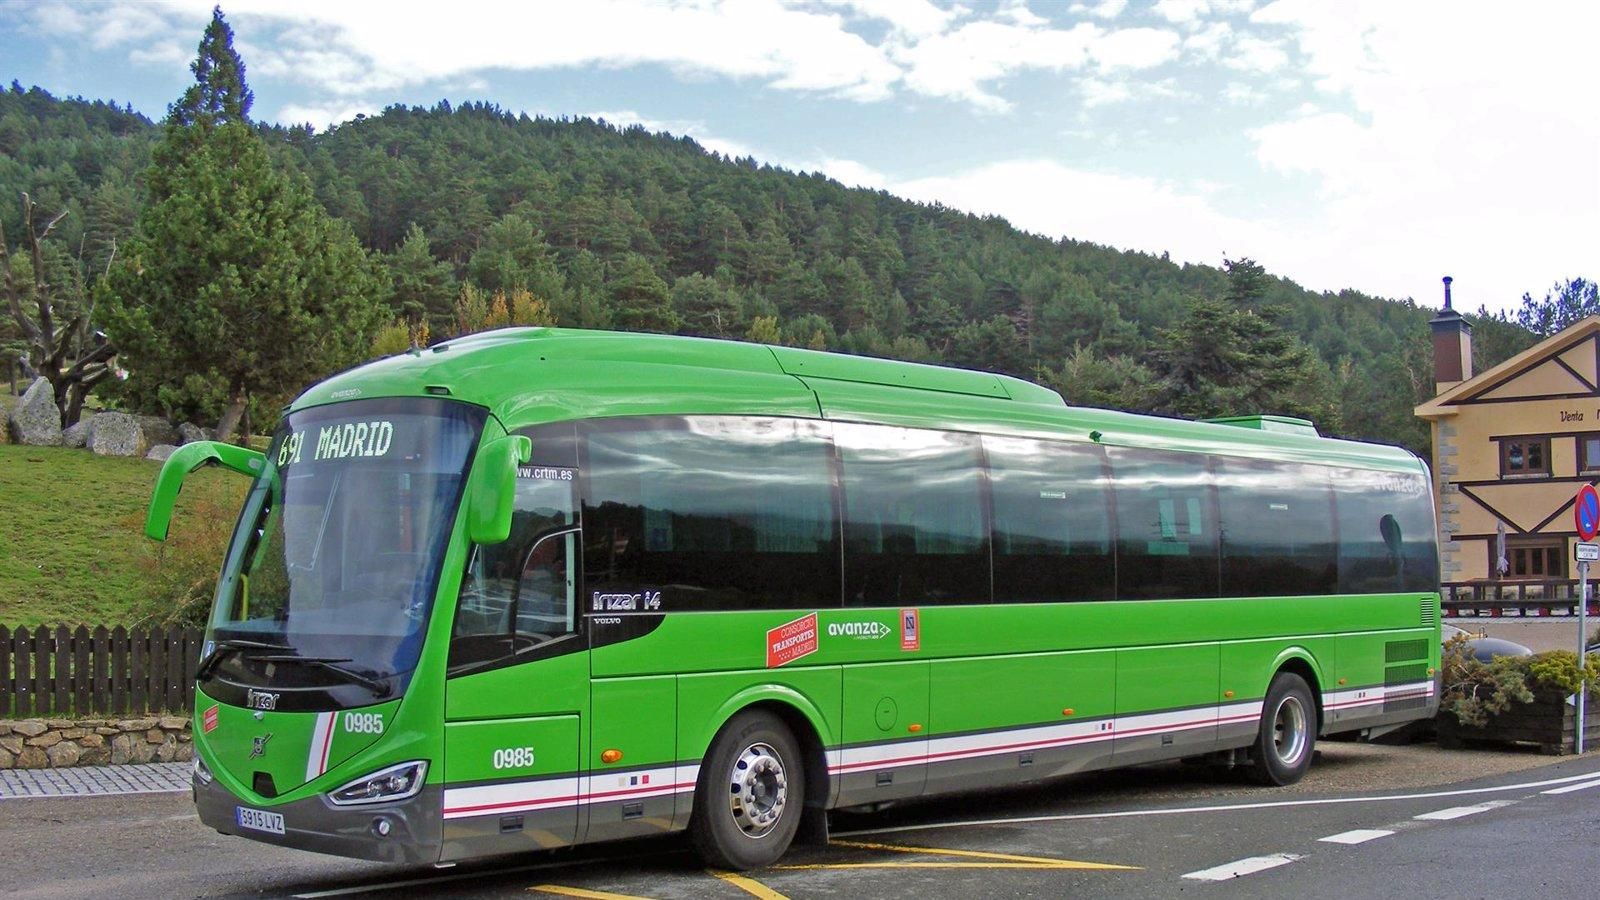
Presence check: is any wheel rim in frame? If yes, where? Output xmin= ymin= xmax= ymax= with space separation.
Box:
xmin=727 ymin=741 xmax=788 ymax=838
xmin=1271 ymin=695 xmax=1309 ymax=767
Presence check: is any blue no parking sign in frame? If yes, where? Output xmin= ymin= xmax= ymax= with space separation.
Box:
xmin=1577 ymin=484 xmax=1600 ymax=542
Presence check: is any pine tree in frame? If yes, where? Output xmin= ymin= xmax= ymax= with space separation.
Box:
xmin=101 ymin=9 xmax=384 ymax=441
xmin=386 ymin=223 xmax=457 ymax=333
xmin=607 ymin=253 xmax=678 ymax=333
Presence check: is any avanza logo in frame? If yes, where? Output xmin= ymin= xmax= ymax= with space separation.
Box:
xmin=766 ymin=613 xmax=818 ymax=668
xmin=827 ymin=621 xmax=891 ymax=640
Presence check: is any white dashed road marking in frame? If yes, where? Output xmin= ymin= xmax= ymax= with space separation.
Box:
xmin=1317 ymin=829 xmax=1394 ymax=845
xmin=836 ymin=768 xmax=1600 ymax=837
xmin=1413 ymin=800 xmax=1516 ymax=821
xmin=1181 ymin=853 xmax=1303 ymax=881
xmin=1541 ymin=777 xmax=1600 ymax=795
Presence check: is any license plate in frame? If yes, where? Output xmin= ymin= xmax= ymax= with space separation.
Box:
xmin=236 ymin=806 xmax=285 ymax=835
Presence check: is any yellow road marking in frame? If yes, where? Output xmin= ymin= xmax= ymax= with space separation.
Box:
xmin=707 ymin=869 xmax=790 ymax=900
xmin=830 ymin=838 xmax=1136 ymax=869
xmin=528 ymin=885 xmax=655 ymax=900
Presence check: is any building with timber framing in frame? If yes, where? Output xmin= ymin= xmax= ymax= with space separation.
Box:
xmin=1415 ymin=277 xmax=1600 ymax=612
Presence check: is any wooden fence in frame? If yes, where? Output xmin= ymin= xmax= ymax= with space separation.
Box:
xmin=0 ymin=625 xmax=203 ymax=718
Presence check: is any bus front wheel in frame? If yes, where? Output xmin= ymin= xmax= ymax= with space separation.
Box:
xmin=1250 ymin=672 xmax=1315 ymax=786
xmin=689 ymin=710 xmax=805 ymax=870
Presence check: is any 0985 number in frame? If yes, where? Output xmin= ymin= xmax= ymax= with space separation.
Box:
xmin=493 ymin=747 xmax=536 ymax=770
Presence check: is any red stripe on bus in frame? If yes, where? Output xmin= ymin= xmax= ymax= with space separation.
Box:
xmin=830 ymin=710 xmax=1252 ymax=772
xmin=317 ymin=713 xmax=336 ymax=776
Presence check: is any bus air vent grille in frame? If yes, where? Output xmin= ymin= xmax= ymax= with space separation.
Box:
xmin=1385 ymin=640 xmax=1428 ymax=664
xmin=1419 ymin=596 xmax=1437 ymax=627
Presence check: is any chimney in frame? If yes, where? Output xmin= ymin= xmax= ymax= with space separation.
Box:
xmin=1430 ymin=275 xmax=1473 ymax=392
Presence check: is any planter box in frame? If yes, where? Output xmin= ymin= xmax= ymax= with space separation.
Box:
xmin=1439 ymin=690 xmax=1600 ymax=755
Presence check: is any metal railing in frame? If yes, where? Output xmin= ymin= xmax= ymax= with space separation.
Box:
xmin=1442 ymin=580 xmax=1598 ymax=617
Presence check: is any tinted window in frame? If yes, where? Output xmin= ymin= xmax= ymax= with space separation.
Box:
xmin=1215 ymin=459 xmax=1336 ymax=597
xmin=582 ymin=417 xmax=839 ymax=611
xmin=986 ymin=435 xmax=1113 ymax=602
xmin=837 ymin=423 xmax=988 ymax=606
xmin=1334 ymin=468 xmax=1438 ymax=593
xmin=1110 ymin=448 xmax=1218 ymax=600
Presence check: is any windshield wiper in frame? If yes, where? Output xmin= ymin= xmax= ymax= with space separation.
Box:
xmin=195 ymin=638 xmax=289 ymax=682
xmin=250 ymin=655 xmax=389 ymax=697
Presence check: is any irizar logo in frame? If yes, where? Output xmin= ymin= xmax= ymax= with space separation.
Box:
xmin=827 ymin=621 xmax=892 ymax=640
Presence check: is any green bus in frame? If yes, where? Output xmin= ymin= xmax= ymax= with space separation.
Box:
xmin=147 ymin=327 xmax=1440 ymax=870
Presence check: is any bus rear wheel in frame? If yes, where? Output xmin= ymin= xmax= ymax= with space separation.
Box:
xmin=1250 ymin=672 xmax=1315 ymax=785
xmin=690 ymin=710 xmax=805 ymax=870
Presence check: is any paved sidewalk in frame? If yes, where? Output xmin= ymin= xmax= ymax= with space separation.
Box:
xmin=0 ymin=762 xmax=190 ymax=797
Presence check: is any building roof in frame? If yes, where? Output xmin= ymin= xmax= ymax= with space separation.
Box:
xmin=1415 ymin=315 xmax=1600 ymax=419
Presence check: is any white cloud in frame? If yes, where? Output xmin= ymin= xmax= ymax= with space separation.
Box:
xmin=1221 ymin=81 xmax=1267 ymax=105
xmin=891 ymin=160 xmax=1277 ymax=266
xmin=1182 ymin=21 xmax=1232 ymax=59
xmin=812 ymin=157 xmax=889 ymax=189
xmin=582 ymin=110 xmax=757 ymax=160
xmin=1079 ymin=75 xmax=1185 ymax=108
xmin=1153 ymin=0 xmax=1209 ymax=25
xmin=1240 ymin=0 xmax=1600 ymax=309
xmin=1223 ymin=34 xmax=1289 ymax=72
xmin=826 ymin=0 xmax=963 ymax=38
xmin=1087 ymin=0 xmax=1129 ymax=20
xmin=277 ymin=102 xmax=378 ymax=132
xmin=1091 ymin=27 xmax=1181 ymax=70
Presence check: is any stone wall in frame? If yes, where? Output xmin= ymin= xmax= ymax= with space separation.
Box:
xmin=0 ymin=716 xmax=192 ymax=769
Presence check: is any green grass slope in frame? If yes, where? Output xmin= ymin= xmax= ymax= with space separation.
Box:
xmin=0 ymin=445 xmax=247 ymax=627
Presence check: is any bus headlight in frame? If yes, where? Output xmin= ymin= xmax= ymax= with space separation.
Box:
xmin=327 ymin=761 xmax=428 ymax=807
xmin=193 ymin=755 xmax=214 ymax=785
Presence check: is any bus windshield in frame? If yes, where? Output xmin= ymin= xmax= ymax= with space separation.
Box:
xmin=203 ymin=398 xmax=486 ymax=705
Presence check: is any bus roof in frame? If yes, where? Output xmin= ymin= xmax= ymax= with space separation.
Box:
xmin=293 ymin=327 xmax=1425 ymax=473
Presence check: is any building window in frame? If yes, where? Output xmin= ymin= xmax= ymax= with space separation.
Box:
xmin=1499 ymin=538 xmax=1565 ymax=580
xmin=1581 ymin=436 xmax=1600 ymax=472
xmin=1500 ymin=437 xmax=1550 ymax=477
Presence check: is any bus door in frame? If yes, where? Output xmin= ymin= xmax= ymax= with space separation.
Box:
xmin=441 ymin=460 xmax=587 ymax=861
xmin=1113 ymin=643 xmax=1220 ymax=764
xmin=584 ymin=624 xmax=679 ymax=844
xmin=837 ymin=661 xmax=930 ymax=806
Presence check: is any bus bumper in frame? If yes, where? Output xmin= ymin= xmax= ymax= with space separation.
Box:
xmin=194 ymin=773 xmax=443 ymax=865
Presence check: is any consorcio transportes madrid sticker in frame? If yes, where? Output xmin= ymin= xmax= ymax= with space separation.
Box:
xmin=766 ymin=613 xmax=819 ymax=668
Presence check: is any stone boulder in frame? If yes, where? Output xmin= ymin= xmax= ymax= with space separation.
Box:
xmin=137 ymin=415 xmax=179 ymax=447
xmin=177 ymin=422 xmax=210 ymax=445
xmin=8 ymin=378 xmax=62 ymax=446
xmin=146 ymin=444 xmax=178 ymax=462
xmin=61 ymin=419 xmax=90 ymax=449
xmin=88 ymin=411 xmax=149 ymax=457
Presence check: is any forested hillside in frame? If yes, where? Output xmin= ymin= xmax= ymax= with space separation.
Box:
xmin=0 ymin=82 xmax=1540 ymax=456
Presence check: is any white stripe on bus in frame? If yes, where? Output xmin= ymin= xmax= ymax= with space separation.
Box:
xmin=305 ymin=712 xmax=337 ymax=783
xmin=440 ymin=682 xmax=1435 ymax=819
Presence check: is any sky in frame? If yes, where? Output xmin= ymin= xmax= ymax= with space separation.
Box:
xmin=2 ymin=0 xmax=1595 ymax=315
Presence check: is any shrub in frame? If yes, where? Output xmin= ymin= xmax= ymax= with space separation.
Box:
xmin=1440 ymin=633 xmax=1533 ymax=727
xmin=1441 ymin=635 xmax=1600 ymax=727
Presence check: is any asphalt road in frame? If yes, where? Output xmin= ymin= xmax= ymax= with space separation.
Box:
xmin=4 ymin=747 xmax=1600 ymax=899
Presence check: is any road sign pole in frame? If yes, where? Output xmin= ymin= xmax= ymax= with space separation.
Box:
xmin=1580 ymin=560 xmax=1589 ymax=755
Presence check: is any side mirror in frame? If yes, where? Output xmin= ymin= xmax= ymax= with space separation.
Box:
xmin=467 ymin=434 xmax=532 ymax=545
xmin=145 ymin=441 xmax=267 ymax=541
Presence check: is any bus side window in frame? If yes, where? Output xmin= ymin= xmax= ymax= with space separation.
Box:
xmin=1215 ymin=458 xmax=1336 ymax=598
xmin=836 ymin=423 xmax=989 ymax=606
xmin=1333 ymin=469 xmax=1437 ymax=594
xmin=1109 ymin=448 xmax=1219 ymax=600
xmin=986 ymin=435 xmax=1113 ymax=603
xmin=449 ymin=423 xmax=579 ymax=671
